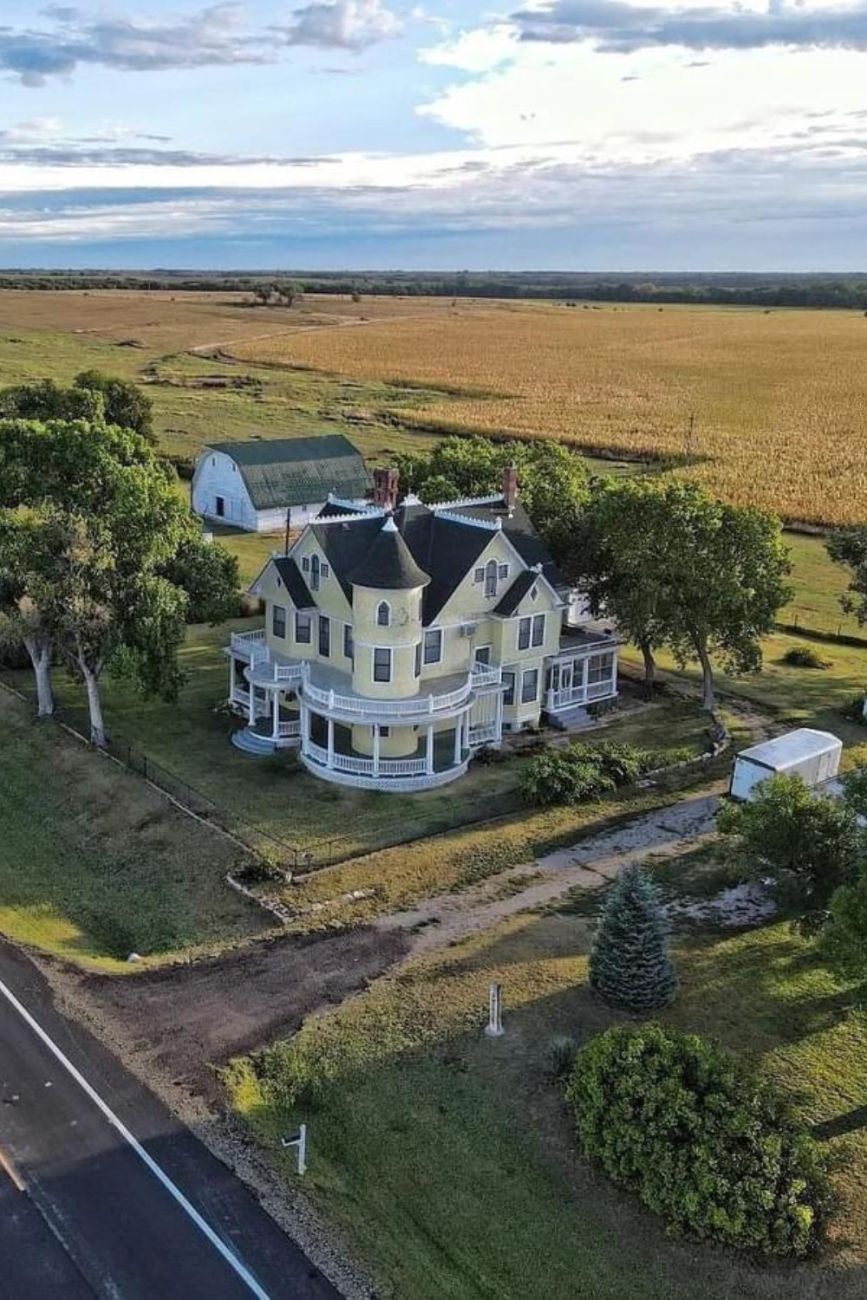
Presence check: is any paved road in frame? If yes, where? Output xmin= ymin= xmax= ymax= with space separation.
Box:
xmin=0 ymin=942 xmax=340 ymax=1300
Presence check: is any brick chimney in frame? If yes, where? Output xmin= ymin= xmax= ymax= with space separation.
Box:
xmin=502 ymin=462 xmax=519 ymax=515
xmin=373 ymin=466 xmax=399 ymax=510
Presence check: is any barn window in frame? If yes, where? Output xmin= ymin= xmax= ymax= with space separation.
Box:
xmin=376 ymin=601 xmax=391 ymax=627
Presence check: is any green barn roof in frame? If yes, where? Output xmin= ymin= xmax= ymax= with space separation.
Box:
xmin=208 ymin=434 xmax=371 ymax=511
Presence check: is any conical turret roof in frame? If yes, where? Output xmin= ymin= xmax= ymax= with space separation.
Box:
xmin=348 ymin=515 xmax=431 ymax=590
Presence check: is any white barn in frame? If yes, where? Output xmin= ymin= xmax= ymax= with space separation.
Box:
xmin=192 ymin=434 xmax=372 ymax=533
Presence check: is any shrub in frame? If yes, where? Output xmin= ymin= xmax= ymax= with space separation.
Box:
xmin=783 ymin=645 xmax=831 ymax=669
xmin=589 ymin=864 xmax=677 ymax=1011
xmin=566 ymin=1023 xmax=832 ymax=1257
xmin=521 ymin=748 xmax=615 ymax=807
xmin=546 ymin=1034 xmax=578 ymax=1081
xmin=257 ymin=1038 xmax=337 ymax=1111
xmin=521 ymin=739 xmax=688 ymax=807
xmin=717 ymin=773 xmax=863 ymax=927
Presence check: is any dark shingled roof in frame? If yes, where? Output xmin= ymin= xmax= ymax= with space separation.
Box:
xmin=273 ymin=556 xmax=316 ymax=609
xmin=348 ymin=518 xmax=431 ymax=590
xmin=302 ymin=495 xmax=562 ymax=624
xmin=494 ymin=569 xmax=538 ymax=616
xmin=208 ymin=434 xmax=371 ymax=511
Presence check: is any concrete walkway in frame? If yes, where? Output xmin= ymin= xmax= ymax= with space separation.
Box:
xmin=379 ymin=792 xmax=722 ymax=956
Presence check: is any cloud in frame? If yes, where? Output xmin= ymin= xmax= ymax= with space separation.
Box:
xmin=277 ymin=0 xmax=402 ymax=50
xmin=510 ymin=0 xmax=867 ymax=55
xmin=0 ymin=0 xmax=400 ymax=86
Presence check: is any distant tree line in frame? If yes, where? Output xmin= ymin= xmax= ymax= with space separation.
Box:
xmin=5 ymin=269 xmax=867 ymax=310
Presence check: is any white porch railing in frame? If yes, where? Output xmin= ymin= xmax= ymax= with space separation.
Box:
xmin=248 ymin=645 xmax=305 ymax=684
xmin=278 ymin=719 xmax=301 ymax=738
xmin=472 ymin=663 xmax=503 ymax=688
xmin=230 ymin=628 xmax=266 ymax=655
xmin=303 ymin=675 xmax=472 ymax=718
xmin=304 ymin=740 xmax=429 ymax=777
xmin=546 ymin=679 xmax=616 ymax=711
xmin=468 ymin=722 xmax=499 ymax=746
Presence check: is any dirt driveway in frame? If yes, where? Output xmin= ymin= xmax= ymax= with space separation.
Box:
xmin=66 ymin=926 xmax=409 ymax=1103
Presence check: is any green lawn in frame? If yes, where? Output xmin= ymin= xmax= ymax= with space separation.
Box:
xmin=11 ymin=624 xmax=713 ymax=868
xmin=623 ymin=628 xmax=867 ymax=752
xmin=228 ymin=900 xmax=867 ymax=1299
xmin=0 ymin=687 xmax=267 ymax=969
xmin=782 ymin=532 xmax=863 ymax=640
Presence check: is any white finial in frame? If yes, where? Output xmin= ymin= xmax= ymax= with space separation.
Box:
xmin=495 ymin=517 xmax=503 ymax=530
xmin=382 ymin=515 xmax=398 ymax=533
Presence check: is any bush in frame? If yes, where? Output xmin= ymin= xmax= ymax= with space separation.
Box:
xmin=566 ymin=1023 xmax=832 ymax=1257
xmin=521 ymin=748 xmax=615 ymax=807
xmin=783 ymin=645 xmax=831 ymax=669
xmin=546 ymin=1034 xmax=578 ymax=1081
xmin=717 ymin=773 xmax=863 ymax=927
xmin=521 ymin=739 xmax=687 ymax=807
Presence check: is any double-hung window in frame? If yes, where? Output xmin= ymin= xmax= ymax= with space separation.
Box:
xmin=373 ymin=647 xmax=392 ymax=683
xmin=518 ymin=613 xmax=545 ymax=650
xmin=423 ymin=628 xmax=442 ymax=665
xmin=343 ymin=624 xmax=354 ymax=661
xmin=272 ymin=604 xmax=287 ymax=639
xmin=502 ymin=670 xmax=516 ymax=706
xmin=295 ymin=611 xmax=312 ymax=643
xmin=318 ymin=615 xmax=330 ymax=657
xmin=521 ymin=668 xmax=539 ymax=704
xmin=414 ymin=642 xmax=422 ymax=678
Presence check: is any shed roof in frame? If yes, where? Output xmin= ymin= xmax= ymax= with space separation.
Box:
xmin=737 ymin=728 xmax=842 ymax=771
xmin=206 ymin=434 xmax=370 ymax=511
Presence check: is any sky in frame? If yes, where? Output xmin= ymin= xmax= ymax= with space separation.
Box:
xmin=1 ymin=0 xmax=867 ymax=269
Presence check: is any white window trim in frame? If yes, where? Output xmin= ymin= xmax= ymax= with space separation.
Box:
xmin=373 ymin=646 xmax=392 ymax=683
xmin=423 ymin=627 xmax=443 ymax=665
xmin=521 ymin=667 xmax=539 ymax=704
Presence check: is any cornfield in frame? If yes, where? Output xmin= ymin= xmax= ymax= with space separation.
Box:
xmin=232 ymin=301 xmax=867 ymax=527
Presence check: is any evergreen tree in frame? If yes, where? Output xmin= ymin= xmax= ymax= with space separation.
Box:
xmin=589 ymin=865 xmax=677 ymax=1011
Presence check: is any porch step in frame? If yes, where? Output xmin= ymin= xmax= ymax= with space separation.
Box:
xmin=231 ymin=726 xmax=280 ymax=756
xmin=545 ymin=705 xmax=593 ymax=732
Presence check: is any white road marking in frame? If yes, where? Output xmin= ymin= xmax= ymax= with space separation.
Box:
xmin=0 ymin=977 xmax=270 ymax=1300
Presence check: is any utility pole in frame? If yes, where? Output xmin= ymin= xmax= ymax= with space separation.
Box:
xmin=283 ymin=507 xmax=292 ymax=556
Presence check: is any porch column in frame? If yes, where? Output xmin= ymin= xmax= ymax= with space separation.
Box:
xmin=453 ymin=716 xmax=462 ymax=764
xmin=248 ymin=681 xmax=256 ymax=726
xmin=494 ymin=689 xmax=504 ymax=743
xmin=426 ymin=725 xmax=435 ymax=775
xmin=301 ymin=702 xmax=311 ymax=753
xmin=271 ymin=690 xmax=280 ymax=741
xmin=327 ymin=716 xmax=335 ymax=768
xmin=373 ymin=724 xmax=381 ymax=777
xmin=580 ymin=656 xmax=589 ymax=703
xmin=228 ymin=655 xmax=235 ymax=704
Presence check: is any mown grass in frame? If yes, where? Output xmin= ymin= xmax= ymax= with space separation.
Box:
xmin=0 ymin=687 xmax=266 ymax=969
xmin=621 ymin=628 xmax=867 ymax=745
xmin=227 ymin=910 xmax=867 ymax=1300
xmin=8 ymin=624 xmax=715 ymax=871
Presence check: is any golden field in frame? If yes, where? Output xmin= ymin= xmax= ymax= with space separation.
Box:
xmin=231 ymin=298 xmax=867 ymax=526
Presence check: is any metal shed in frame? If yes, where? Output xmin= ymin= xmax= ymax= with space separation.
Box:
xmin=729 ymin=728 xmax=842 ymax=801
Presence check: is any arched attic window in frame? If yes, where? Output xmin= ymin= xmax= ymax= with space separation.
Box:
xmin=484 ymin=559 xmax=499 ymax=598
xmin=311 ymin=554 xmax=320 ymax=591
xmin=376 ymin=600 xmax=391 ymax=627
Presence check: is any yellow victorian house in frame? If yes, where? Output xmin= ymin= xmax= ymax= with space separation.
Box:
xmin=226 ymin=468 xmax=618 ymax=792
